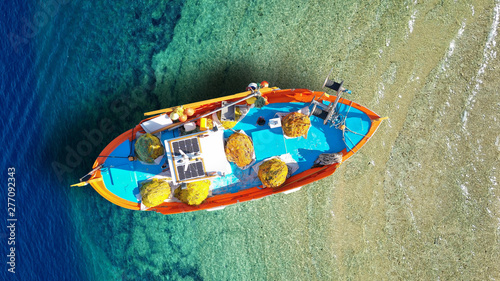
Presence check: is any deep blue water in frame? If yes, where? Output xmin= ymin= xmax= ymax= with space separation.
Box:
xmin=1 ymin=1 xmax=89 ymax=280
xmin=1 ymin=0 xmax=187 ymax=279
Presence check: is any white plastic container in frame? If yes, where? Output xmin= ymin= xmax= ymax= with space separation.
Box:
xmin=183 ymin=122 xmax=196 ymax=132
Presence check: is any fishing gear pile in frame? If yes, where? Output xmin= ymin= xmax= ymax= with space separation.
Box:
xmin=225 ymin=132 xmax=255 ymax=168
xmin=258 ymin=158 xmax=288 ymax=188
xmin=140 ymin=178 xmax=171 ymax=208
xmin=175 ymin=180 xmax=211 ymax=205
xmin=134 ymin=133 xmax=164 ymax=163
xmin=282 ymin=112 xmax=311 ymax=138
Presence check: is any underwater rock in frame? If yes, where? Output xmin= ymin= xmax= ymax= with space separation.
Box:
xmin=152 ymin=8 xmax=163 ymax=20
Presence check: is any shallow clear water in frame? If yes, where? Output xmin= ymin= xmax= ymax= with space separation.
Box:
xmin=2 ymin=0 xmax=499 ymax=280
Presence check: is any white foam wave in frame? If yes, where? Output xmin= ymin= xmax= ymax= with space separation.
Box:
xmin=376 ymin=82 xmax=385 ymax=103
xmin=488 ymin=168 xmax=500 ymax=232
xmin=442 ymin=21 xmax=466 ymax=72
xmin=460 ymin=184 xmax=471 ymax=201
xmin=462 ymin=1 xmax=500 ymax=129
xmin=404 ymin=188 xmax=421 ymax=234
xmin=491 ymin=175 xmax=498 ymax=187
xmin=408 ymin=10 xmax=418 ymax=34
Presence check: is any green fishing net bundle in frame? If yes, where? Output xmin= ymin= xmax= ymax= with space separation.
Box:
xmin=258 ymin=158 xmax=288 ymax=188
xmin=140 ymin=178 xmax=171 ymax=208
xmin=175 ymin=180 xmax=211 ymax=206
xmin=134 ymin=133 xmax=164 ymax=163
xmin=254 ymin=95 xmax=267 ymax=108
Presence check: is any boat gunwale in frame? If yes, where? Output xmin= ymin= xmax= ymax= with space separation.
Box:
xmin=89 ymin=88 xmax=382 ymax=214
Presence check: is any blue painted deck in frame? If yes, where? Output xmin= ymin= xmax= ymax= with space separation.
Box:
xmin=100 ymin=102 xmax=372 ymax=202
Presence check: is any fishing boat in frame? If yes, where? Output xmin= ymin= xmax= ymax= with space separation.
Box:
xmin=73 ymin=76 xmax=386 ymax=215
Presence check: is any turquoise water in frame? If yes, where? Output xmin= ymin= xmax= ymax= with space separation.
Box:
xmin=3 ymin=0 xmax=499 ymax=280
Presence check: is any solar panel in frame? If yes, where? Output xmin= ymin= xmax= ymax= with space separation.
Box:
xmin=191 ymin=138 xmax=199 ymax=152
xmin=176 ymin=160 xmax=205 ymax=181
xmin=171 ymin=137 xmax=201 ymax=155
xmin=167 ymin=135 xmax=213 ymax=183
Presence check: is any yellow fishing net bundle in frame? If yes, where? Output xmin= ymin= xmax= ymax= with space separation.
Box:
xmin=258 ymin=158 xmax=288 ymax=188
xmin=175 ymin=180 xmax=211 ymax=206
xmin=217 ymin=107 xmax=242 ymax=129
xmin=134 ymin=133 xmax=164 ymax=163
xmin=140 ymin=178 xmax=171 ymax=208
xmin=282 ymin=112 xmax=311 ymax=138
xmin=225 ymin=132 xmax=254 ymax=168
